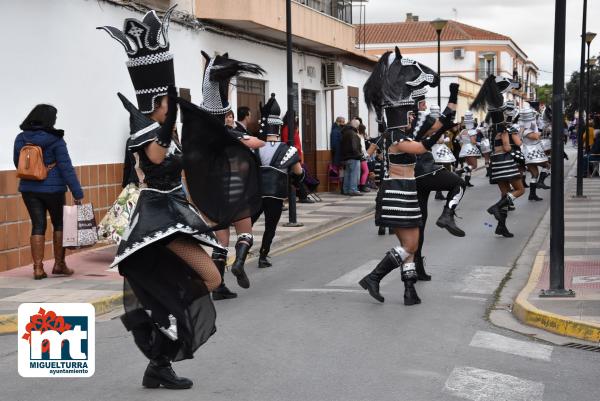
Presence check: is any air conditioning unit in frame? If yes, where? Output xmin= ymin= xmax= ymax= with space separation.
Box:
xmin=453 ymin=48 xmax=465 ymax=59
xmin=324 ymin=62 xmax=343 ymax=88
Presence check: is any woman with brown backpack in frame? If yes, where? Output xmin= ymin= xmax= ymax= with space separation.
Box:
xmin=13 ymin=104 xmax=84 ymax=279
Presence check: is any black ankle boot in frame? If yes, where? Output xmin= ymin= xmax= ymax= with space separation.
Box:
xmin=434 ymin=190 xmax=445 ymax=200
xmin=258 ymin=252 xmax=272 ymax=268
xmin=359 ymin=252 xmax=399 ymax=303
xmin=414 ymin=256 xmax=431 ymax=281
xmin=494 ymin=210 xmax=514 ymax=238
xmin=537 ymin=172 xmax=550 ymax=189
xmin=465 ymin=175 xmax=474 ymax=187
xmin=528 ymin=182 xmax=543 ymax=201
xmin=436 ymin=206 xmax=466 ymax=237
xmin=231 ymin=235 xmax=252 ymax=289
xmin=142 ymin=357 xmax=193 ymax=389
xmin=211 ymin=257 xmax=237 ymax=300
xmin=401 ymin=262 xmax=421 ymax=306
xmin=487 ymin=195 xmax=510 ymax=221
xmin=377 ymin=226 xmax=386 ymax=235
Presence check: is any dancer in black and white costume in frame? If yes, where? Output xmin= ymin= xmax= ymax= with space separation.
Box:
xmin=358 ymin=48 xmax=448 ymax=305
xmin=458 ymin=111 xmax=480 ymax=187
xmin=99 ymin=7 xmax=224 ymax=389
xmin=471 ymin=75 xmax=524 ymax=238
xmin=429 ymin=103 xmax=458 ymax=201
xmin=254 ymin=94 xmax=304 ymax=268
xmin=520 ymin=106 xmax=550 ymax=201
xmin=531 ymin=101 xmax=552 ymax=188
xmin=412 ymin=86 xmax=467 ymax=280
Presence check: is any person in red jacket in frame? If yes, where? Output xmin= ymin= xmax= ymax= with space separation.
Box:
xmin=282 ymin=111 xmax=315 ymax=203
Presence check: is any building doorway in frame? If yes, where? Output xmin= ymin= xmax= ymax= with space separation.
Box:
xmin=236 ymin=77 xmax=265 ymax=136
xmin=301 ymin=90 xmax=317 ymax=177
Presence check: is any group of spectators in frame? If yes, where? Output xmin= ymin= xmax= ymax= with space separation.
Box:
xmin=330 ymin=116 xmax=377 ymax=196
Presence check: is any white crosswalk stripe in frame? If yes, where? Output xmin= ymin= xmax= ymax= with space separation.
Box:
xmin=326 ymin=260 xmax=379 ymax=287
xmin=459 ymin=266 xmax=511 ymax=295
xmin=444 ymin=366 xmax=544 ymax=401
xmin=469 ymin=331 xmax=553 ymax=361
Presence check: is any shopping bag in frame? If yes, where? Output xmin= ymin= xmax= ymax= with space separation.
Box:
xmin=63 ymin=203 xmax=97 ymax=248
xmin=97 ymin=184 xmax=140 ymax=244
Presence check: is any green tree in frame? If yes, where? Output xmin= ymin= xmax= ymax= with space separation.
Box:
xmin=565 ymin=53 xmax=600 ymax=120
xmin=536 ymin=84 xmax=552 ymax=105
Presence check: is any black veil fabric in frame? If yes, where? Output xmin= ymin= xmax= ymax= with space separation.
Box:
xmin=178 ymin=98 xmax=261 ymax=229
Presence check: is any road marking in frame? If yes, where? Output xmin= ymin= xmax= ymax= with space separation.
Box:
xmin=460 ymin=266 xmax=510 ymax=295
xmin=452 ymin=295 xmax=488 ymax=302
xmin=564 ymin=241 xmax=600 ymax=249
xmin=326 ymin=260 xmax=379 ymax=287
xmin=572 ymin=275 xmax=600 ymax=284
xmin=444 ymin=366 xmax=544 ymax=401
xmin=469 ymin=331 xmax=553 ymax=361
xmin=288 ymin=288 xmax=365 ymax=294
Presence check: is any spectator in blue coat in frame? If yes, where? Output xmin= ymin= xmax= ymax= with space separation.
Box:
xmin=330 ymin=116 xmax=345 ymax=167
xmin=13 ymin=104 xmax=84 ymax=280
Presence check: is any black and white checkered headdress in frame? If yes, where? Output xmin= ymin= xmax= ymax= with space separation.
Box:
xmin=259 ymin=93 xmax=283 ymax=137
xmin=98 ymin=6 xmax=176 ymax=114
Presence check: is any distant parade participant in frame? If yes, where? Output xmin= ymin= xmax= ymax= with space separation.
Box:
xmin=477 ymin=121 xmax=492 ymax=177
xmin=458 ymin=111 xmax=481 ymax=187
xmin=429 ymin=103 xmax=458 ymax=201
xmin=532 ymin=101 xmax=552 ymax=188
xmin=99 ymin=7 xmax=222 ymax=389
xmin=471 ymin=75 xmax=525 ymax=238
xmin=411 ymin=90 xmax=467 ymax=281
xmin=519 ymin=106 xmax=550 ymax=201
xmin=358 ymin=48 xmax=444 ymax=305
xmin=254 ymin=94 xmax=305 ymax=268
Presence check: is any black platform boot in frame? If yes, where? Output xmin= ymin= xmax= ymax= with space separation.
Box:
xmin=486 ymin=195 xmax=511 ymax=221
xmin=528 ymin=182 xmax=543 ymax=201
xmin=211 ymin=251 xmax=237 ymax=300
xmin=436 ymin=206 xmax=466 ymax=237
xmin=358 ymin=251 xmax=400 ymax=302
xmin=537 ymin=171 xmax=550 ymax=189
xmin=142 ymin=356 xmax=193 ymax=389
xmin=434 ymin=190 xmax=445 ymax=200
xmin=401 ymin=262 xmax=421 ymax=306
xmin=230 ymin=234 xmax=253 ymax=289
xmin=414 ymin=255 xmax=431 ymax=281
xmin=494 ymin=208 xmax=514 ymax=238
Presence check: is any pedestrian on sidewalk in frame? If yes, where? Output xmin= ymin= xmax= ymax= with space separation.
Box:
xmin=340 ymin=119 xmax=363 ymax=196
xmin=13 ymin=104 xmax=84 ymax=280
xmin=357 ymin=122 xmax=373 ymax=193
xmin=282 ymin=110 xmax=314 ymax=203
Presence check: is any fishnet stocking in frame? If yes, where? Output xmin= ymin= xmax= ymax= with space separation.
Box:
xmin=167 ymin=237 xmax=221 ymax=292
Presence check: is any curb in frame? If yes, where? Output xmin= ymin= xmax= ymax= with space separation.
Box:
xmin=512 ymin=251 xmax=600 ymax=343
xmin=0 ymin=201 xmax=375 ymax=335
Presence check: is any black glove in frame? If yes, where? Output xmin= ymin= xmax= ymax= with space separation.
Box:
xmin=155 ymin=86 xmax=178 ymax=148
xmin=448 ymin=83 xmax=459 ymax=104
xmin=421 ymin=128 xmax=445 ymax=150
xmin=438 ymin=107 xmax=456 ymax=132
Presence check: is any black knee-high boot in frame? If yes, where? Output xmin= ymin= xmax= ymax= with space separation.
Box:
xmin=414 ymin=255 xmax=431 ymax=281
xmin=358 ymin=247 xmax=404 ymax=302
xmin=486 ymin=194 xmax=511 ymax=222
xmin=401 ymin=262 xmax=421 ymax=306
xmin=538 ymin=170 xmax=550 ymax=189
xmin=464 ymin=173 xmax=474 ymax=187
xmin=494 ymin=207 xmax=514 ymax=237
xmin=211 ymin=249 xmax=237 ymax=300
xmin=258 ymin=246 xmax=272 ymax=269
xmin=528 ymin=178 xmax=543 ymax=201
xmin=436 ymin=184 xmax=466 ymax=237
xmin=231 ymin=233 xmax=253 ymax=289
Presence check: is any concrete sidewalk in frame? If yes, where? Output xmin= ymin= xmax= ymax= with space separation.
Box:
xmin=513 ymin=176 xmax=600 ymax=343
xmin=0 ymin=190 xmax=377 ymax=334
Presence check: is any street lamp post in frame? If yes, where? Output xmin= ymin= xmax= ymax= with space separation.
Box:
xmin=585 ymin=32 xmax=596 ymax=154
xmin=284 ymin=0 xmax=302 ymax=227
xmin=430 ymin=19 xmax=447 ymax=106
xmin=540 ymin=0 xmax=574 ymax=298
xmin=575 ymin=0 xmax=588 ymax=198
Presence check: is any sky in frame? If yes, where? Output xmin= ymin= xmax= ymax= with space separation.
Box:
xmin=360 ymin=0 xmax=600 ymax=85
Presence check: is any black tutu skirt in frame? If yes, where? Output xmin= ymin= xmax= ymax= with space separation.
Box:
xmin=112 ymin=186 xmax=222 ymax=267
xmin=490 ymin=153 xmax=521 ymax=184
xmin=375 ymin=178 xmax=422 ymax=228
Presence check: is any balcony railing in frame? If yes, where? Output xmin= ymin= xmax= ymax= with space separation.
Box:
xmin=295 ymin=0 xmax=353 ymax=24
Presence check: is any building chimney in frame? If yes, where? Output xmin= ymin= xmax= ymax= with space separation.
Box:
xmin=413 ymin=15 xmax=419 ymax=21
xmin=406 ymin=13 xmax=413 ymax=22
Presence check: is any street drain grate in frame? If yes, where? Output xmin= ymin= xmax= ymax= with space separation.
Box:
xmin=563 ymin=342 xmax=600 ymax=352
xmin=84 ymin=274 xmax=108 ymax=277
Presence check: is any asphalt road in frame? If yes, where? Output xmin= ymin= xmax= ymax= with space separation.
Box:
xmin=1 ymin=169 xmax=598 ymax=401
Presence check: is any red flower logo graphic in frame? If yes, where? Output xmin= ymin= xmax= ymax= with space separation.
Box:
xmin=22 ymin=308 xmax=72 ymax=353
